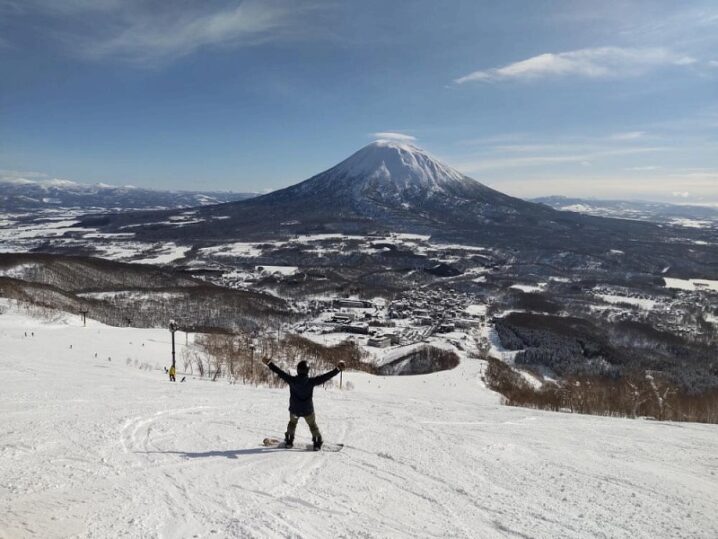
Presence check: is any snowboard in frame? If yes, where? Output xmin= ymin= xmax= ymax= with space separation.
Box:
xmin=262 ymin=437 xmax=344 ymax=452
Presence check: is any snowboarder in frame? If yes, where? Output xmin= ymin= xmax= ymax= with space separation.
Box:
xmin=169 ymin=365 xmax=176 ymax=382
xmin=262 ymin=357 xmax=344 ymax=450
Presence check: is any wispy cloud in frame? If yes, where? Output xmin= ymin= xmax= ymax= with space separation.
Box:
xmin=370 ymin=132 xmax=416 ymax=142
xmin=455 ymin=47 xmax=696 ymax=84
xmin=610 ymin=131 xmax=646 ymax=141
xmin=93 ymin=2 xmax=318 ymax=65
xmin=1 ymin=0 xmax=330 ymax=66
xmin=447 ymin=125 xmax=718 ymax=204
xmin=454 ymin=146 xmax=666 ymax=173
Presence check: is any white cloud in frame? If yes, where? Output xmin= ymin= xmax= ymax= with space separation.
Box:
xmin=455 ymin=47 xmax=697 ymax=84
xmin=88 ymin=1 xmax=323 ymax=65
xmin=0 ymin=0 xmax=123 ymax=14
xmin=3 ymin=0 xmax=329 ymax=66
xmin=370 ymin=132 xmax=416 ymax=142
xmin=672 ymin=191 xmax=691 ymax=198
xmin=610 ymin=131 xmax=646 ymax=140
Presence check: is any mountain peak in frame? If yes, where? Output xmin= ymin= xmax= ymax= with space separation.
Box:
xmin=326 ymin=140 xmax=468 ymax=192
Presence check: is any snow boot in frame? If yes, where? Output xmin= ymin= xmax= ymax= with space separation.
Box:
xmin=313 ymin=435 xmax=323 ymax=451
xmin=284 ymin=432 xmax=294 ymax=449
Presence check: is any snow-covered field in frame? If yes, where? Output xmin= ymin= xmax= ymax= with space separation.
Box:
xmin=1 ymin=304 xmax=718 ymax=538
xmin=664 ymin=277 xmax=718 ymax=292
xmin=596 ymin=293 xmax=657 ymax=310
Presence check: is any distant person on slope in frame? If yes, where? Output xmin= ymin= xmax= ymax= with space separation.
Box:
xmin=262 ymin=357 xmax=344 ymax=450
xmin=169 ymin=365 xmax=176 ymax=382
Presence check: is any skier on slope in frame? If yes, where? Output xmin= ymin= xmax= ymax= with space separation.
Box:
xmin=262 ymin=357 xmax=344 ymax=450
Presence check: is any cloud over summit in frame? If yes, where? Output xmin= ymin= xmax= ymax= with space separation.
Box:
xmin=370 ymin=132 xmax=417 ymax=142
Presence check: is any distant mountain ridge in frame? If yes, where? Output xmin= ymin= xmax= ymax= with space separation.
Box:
xmin=533 ymin=196 xmax=718 ymax=225
xmin=0 ymin=178 xmax=256 ymax=212
xmin=76 ymin=140 xmax=717 ymax=277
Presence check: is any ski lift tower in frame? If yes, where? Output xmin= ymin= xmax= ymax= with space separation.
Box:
xmin=169 ymin=320 xmax=178 ymax=370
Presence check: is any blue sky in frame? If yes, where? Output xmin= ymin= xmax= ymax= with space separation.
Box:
xmin=1 ymin=0 xmax=717 ymax=204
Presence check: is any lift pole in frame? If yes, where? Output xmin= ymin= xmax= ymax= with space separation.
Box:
xmin=169 ymin=320 xmax=178 ymax=369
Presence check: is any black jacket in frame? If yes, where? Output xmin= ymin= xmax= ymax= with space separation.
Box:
xmin=268 ymin=362 xmax=340 ymax=417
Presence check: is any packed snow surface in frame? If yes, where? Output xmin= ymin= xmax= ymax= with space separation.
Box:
xmin=1 ymin=304 xmax=717 ymax=538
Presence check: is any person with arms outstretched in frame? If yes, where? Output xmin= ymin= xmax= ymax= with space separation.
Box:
xmin=262 ymin=357 xmax=344 ymax=450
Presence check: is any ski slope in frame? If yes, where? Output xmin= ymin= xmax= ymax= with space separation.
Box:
xmin=1 ymin=303 xmax=717 ymax=538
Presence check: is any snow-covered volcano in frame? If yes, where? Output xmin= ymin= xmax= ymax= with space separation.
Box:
xmin=85 ymin=140 xmax=665 ymax=251
xmin=316 ymin=140 xmax=470 ymax=193
xmin=86 ymin=139 xmax=547 ymax=239
xmin=222 ymin=138 xmax=546 ymax=236
xmin=280 ymin=140 xmax=500 ymax=205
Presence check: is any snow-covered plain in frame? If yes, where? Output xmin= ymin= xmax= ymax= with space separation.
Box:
xmin=1 ymin=304 xmax=717 ymax=538
xmin=596 ymin=293 xmax=657 ymax=310
xmin=664 ymin=277 xmax=718 ymax=292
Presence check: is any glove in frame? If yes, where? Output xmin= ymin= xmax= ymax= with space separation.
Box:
xmin=262 ymin=357 xmax=271 ymax=366
xmin=337 ymin=361 xmax=345 ymax=371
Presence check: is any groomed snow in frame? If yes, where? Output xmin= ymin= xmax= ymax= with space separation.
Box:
xmin=1 ymin=304 xmax=717 ymax=538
